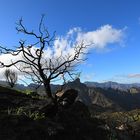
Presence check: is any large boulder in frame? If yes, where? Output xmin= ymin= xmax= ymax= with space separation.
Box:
xmin=57 ymin=89 xmax=78 ymax=108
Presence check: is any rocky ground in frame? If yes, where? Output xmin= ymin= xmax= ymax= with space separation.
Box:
xmin=0 ymin=86 xmax=110 ymax=140
xmin=1 ymin=85 xmax=140 ymax=140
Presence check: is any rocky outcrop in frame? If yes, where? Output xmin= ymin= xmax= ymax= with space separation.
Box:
xmin=57 ymin=89 xmax=78 ymax=107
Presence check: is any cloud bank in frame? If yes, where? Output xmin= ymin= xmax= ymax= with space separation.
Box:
xmin=127 ymin=73 xmax=140 ymax=78
xmin=76 ymin=25 xmax=124 ymax=48
xmin=52 ymin=24 xmax=124 ymax=56
xmin=0 ymin=24 xmax=125 ymax=82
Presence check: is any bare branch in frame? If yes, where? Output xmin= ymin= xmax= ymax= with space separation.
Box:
xmin=0 ymin=16 xmax=88 ymax=99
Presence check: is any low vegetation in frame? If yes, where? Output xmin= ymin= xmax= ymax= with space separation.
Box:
xmin=0 ymin=85 xmax=111 ymax=140
xmin=0 ymin=17 xmax=139 ymax=140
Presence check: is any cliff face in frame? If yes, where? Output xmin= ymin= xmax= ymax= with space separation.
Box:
xmin=61 ymin=79 xmax=140 ymax=111
xmin=88 ymin=88 xmax=113 ymax=107
xmin=63 ymin=78 xmax=92 ymax=105
xmin=60 ymin=79 xmax=121 ymax=112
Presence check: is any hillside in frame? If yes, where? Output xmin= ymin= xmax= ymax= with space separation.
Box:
xmin=0 ymin=84 xmax=112 ymax=140
xmin=0 ymin=81 xmax=140 ymax=139
xmin=60 ymin=79 xmax=140 ymax=112
xmin=0 ymin=85 xmax=28 ymax=108
xmin=1 ymin=79 xmax=140 ymax=112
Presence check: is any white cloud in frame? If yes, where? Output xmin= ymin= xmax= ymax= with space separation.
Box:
xmin=76 ymin=25 xmax=124 ymax=49
xmin=67 ymin=27 xmax=81 ymax=36
xmin=51 ymin=25 xmax=124 ymax=59
xmin=127 ymin=73 xmax=140 ymax=78
xmin=104 ymin=73 xmax=140 ymax=84
xmin=0 ymin=53 xmax=21 ymax=80
xmin=0 ymin=25 xmax=125 ymax=82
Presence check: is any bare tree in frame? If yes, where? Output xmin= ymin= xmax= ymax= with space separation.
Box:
xmin=0 ymin=16 xmax=88 ymax=99
xmin=4 ymin=69 xmax=18 ymax=88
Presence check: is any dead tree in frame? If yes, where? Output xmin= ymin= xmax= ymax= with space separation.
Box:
xmin=4 ymin=69 xmax=18 ymax=88
xmin=0 ymin=16 xmax=88 ymax=99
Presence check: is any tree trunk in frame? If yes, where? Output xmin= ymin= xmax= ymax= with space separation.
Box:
xmin=44 ymin=80 xmax=58 ymax=109
xmin=44 ymin=81 xmax=53 ymax=99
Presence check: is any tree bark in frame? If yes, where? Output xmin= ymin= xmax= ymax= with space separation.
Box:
xmin=44 ymin=81 xmax=53 ymax=99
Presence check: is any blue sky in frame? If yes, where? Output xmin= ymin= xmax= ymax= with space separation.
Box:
xmin=0 ymin=0 xmax=140 ymax=83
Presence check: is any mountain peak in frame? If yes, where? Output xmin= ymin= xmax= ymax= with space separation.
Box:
xmin=74 ymin=78 xmax=81 ymax=83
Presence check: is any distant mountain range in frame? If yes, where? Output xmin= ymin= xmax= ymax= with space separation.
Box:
xmin=1 ymin=80 xmax=140 ymax=92
xmin=60 ymin=79 xmax=140 ymax=112
xmin=84 ymin=81 xmax=140 ymax=91
xmin=1 ymin=79 xmax=140 ymax=112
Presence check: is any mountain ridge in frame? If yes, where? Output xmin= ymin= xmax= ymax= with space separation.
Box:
xmin=1 ymin=80 xmax=140 ymax=91
xmin=84 ymin=81 xmax=140 ymax=91
xmin=1 ymin=79 xmax=140 ymax=112
xmin=62 ymin=79 xmax=140 ymax=111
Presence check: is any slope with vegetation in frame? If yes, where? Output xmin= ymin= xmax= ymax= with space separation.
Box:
xmin=0 ymin=85 xmax=111 ymax=140
xmin=0 ymin=16 xmax=140 ymax=140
